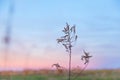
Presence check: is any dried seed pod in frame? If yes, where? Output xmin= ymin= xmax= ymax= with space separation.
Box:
xmin=75 ymin=35 xmax=78 ymax=41
xmin=81 ymin=50 xmax=92 ymax=64
xmin=62 ymin=44 xmax=68 ymax=50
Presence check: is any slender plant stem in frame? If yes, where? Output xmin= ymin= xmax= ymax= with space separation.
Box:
xmin=4 ymin=46 xmax=8 ymax=70
xmin=57 ymin=23 xmax=77 ymax=80
xmin=72 ymin=62 xmax=89 ymax=80
xmin=68 ymin=50 xmax=71 ymax=80
xmin=68 ymin=26 xmax=71 ymax=80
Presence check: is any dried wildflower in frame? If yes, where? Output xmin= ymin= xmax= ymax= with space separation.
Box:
xmin=57 ymin=23 xmax=77 ymax=80
xmin=56 ymin=23 xmax=93 ymax=80
xmin=52 ymin=63 xmax=63 ymax=70
xmin=81 ymin=50 xmax=92 ymax=64
xmin=57 ymin=23 xmax=77 ymax=52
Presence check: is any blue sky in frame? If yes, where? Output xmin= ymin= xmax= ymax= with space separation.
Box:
xmin=0 ymin=0 xmax=120 ymax=70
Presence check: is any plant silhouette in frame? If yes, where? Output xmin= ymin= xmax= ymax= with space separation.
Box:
xmin=56 ymin=23 xmax=92 ymax=80
xmin=57 ymin=23 xmax=77 ymax=80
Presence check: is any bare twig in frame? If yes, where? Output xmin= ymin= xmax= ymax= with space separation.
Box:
xmin=72 ymin=62 xmax=89 ymax=80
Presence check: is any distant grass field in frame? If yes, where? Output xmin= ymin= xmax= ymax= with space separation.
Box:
xmin=0 ymin=69 xmax=120 ymax=80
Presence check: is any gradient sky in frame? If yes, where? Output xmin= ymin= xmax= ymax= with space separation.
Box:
xmin=0 ymin=0 xmax=120 ymax=70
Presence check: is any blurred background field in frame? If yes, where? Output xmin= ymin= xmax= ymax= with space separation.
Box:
xmin=0 ymin=69 xmax=120 ymax=80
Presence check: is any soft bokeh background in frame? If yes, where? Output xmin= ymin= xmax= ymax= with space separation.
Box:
xmin=0 ymin=0 xmax=120 ymax=70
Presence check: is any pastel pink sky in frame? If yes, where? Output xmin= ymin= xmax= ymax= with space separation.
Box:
xmin=0 ymin=46 xmax=104 ymax=70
